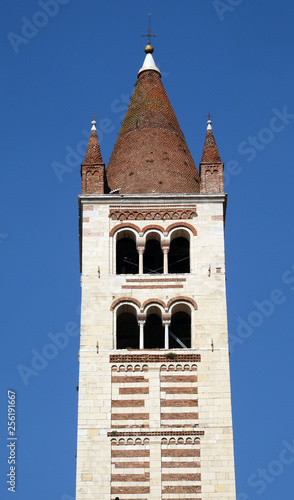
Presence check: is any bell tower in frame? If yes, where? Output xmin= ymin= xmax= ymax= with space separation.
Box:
xmin=75 ymin=42 xmax=236 ymax=500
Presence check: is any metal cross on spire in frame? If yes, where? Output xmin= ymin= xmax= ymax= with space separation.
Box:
xmin=91 ymin=113 xmax=98 ymax=121
xmin=205 ymin=113 xmax=213 ymax=121
xmin=141 ymin=13 xmax=157 ymax=45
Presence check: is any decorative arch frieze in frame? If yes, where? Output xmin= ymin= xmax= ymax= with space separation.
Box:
xmin=161 ymin=436 xmax=200 ymax=445
xmin=160 ymin=364 xmax=197 ymax=372
xmin=109 ymin=206 xmax=198 ymax=221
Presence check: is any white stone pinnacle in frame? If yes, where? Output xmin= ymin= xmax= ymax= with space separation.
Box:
xmin=138 ymin=53 xmax=161 ymax=76
xmin=207 ymin=119 xmax=212 ymax=131
xmin=91 ymin=120 xmax=96 ymax=131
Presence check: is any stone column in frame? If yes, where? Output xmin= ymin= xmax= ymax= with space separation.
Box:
xmin=161 ymin=239 xmax=170 ymax=274
xmin=137 ymin=237 xmax=145 ymax=274
xmin=138 ymin=320 xmax=145 ymax=349
xmin=163 ymin=320 xmax=170 ymax=349
xmin=138 ymin=247 xmax=144 ymax=274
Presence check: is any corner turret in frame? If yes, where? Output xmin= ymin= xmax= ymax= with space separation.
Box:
xmin=199 ymin=117 xmax=224 ymax=193
xmin=81 ymin=119 xmax=105 ymax=194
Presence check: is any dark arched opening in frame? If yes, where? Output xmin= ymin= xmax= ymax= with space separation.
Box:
xmin=117 ymin=312 xmax=139 ymax=349
xmin=169 ymin=311 xmax=191 ymax=348
xmin=144 ymin=313 xmax=164 ymax=348
xmin=168 ymin=237 xmax=190 ymax=273
xmin=116 ymin=238 xmax=139 ymax=274
xmin=143 ymin=239 xmax=163 ymax=274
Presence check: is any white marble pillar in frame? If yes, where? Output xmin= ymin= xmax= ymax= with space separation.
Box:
xmin=163 ymin=320 xmax=170 ymax=349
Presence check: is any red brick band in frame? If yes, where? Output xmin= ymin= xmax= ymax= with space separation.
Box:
xmin=161 ymin=412 xmax=198 ymax=420
xmin=163 ymin=387 xmax=198 ymax=394
xmin=162 ymin=461 xmax=200 ymax=468
xmin=122 ymin=284 xmax=184 ymax=289
xmin=161 ymin=399 xmax=198 ymax=407
xmin=212 ymin=215 xmax=224 ymax=220
xmin=161 ymin=449 xmax=201 ymax=457
xmin=126 ymin=278 xmax=185 ymax=283
xmin=110 ymin=354 xmax=201 ymax=363
xmin=111 ymin=376 xmax=148 ymax=383
xmin=112 ymin=450 xmax=150 ymax=457
xmin=119 ymin=387 xmax=149 ymax=394
xmin=111 ymin=413 xmax=149 ymax=420
xmin=162 ymin=473 xmax=201 ymax=481
xmin=111 ymin=487 xmax=150 ymax=494
xmin=112 ymin=461 xmax=150 ymax=468
xmin=112 ymin=400 xmax=145 ymax=407
xmin=162 ymin=486 xmax=201 ymax=493
xmin=112 ymin=473 xmax=149 ymax=482
xmin=161 ymin=375 xmax=198 ymax=383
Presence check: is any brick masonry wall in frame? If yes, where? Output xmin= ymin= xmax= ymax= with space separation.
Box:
xmin=161 ymin=438 xmax=201 ymax=500
xmin=111 ymin=365 xmax=150 ymax=428
xmin=81 ymin=164 xmax=105 ymax=194
xmin=111 ymin=438 xmax=150 ymax=496
xmin=109 ymin=362 xmax=202 ymax=499
xmin=160 ymin=365 xmax=199 ymax=428
xmin=200 ymin=163 xmax=224 ymax=194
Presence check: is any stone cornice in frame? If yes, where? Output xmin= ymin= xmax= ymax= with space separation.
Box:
xmin=79 ymin=192 xmax=227 ymax=206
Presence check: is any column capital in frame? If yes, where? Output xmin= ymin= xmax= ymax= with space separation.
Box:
xmin=137 ymin=312 xmax=146 ymax=323
xmin=161 ymin=238 xmax=170 ymax=251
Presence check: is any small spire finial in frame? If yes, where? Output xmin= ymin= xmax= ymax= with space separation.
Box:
xmin=141 ymin=13 xmax=157 ymax=53
xmin=205 ymin=113 xmax=213 ymax=130
xmin=91 ymin=113 xmax=98 ymax=130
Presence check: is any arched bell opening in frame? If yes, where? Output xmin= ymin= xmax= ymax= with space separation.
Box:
xmin=116 ymin=231 xmax=139 ymax=274
xmin=116 ymin=304 xmax=139 ymax=349
xmin=169 ymin=304 xmax=191 ymax=348
xmin=143 ymin=235 xmax=163 ymax=274
xmin=168 ymin=231 xmax=190 ymax=274
xmin=144 ymin=306 xmax=164 ymax=348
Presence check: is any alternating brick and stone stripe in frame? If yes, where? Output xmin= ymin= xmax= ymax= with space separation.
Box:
xmin=160 ymin=365 xmax=199 ymax=427
xmin=161 ymin=437 xmax=202 ymax=500
xmin=111 ymin=438 xmax=150 ymax=498
xmin=111 ymin=365 xmax=150 ymax=428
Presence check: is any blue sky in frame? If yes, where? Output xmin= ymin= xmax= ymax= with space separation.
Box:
xmin=1 ymin=1 xmax=294 ymax=499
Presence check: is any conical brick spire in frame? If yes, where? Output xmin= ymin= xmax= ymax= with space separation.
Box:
xmin=81 ymin=120 xmax=105 ymax=194
xmin=106 ymin=48 xmax=200 ymax=194
xmin=84 ymin=121 xmax=103 ymax=164
xmin=201 ymin=120 xmax=221 ymax=163
xmin=200 ymin=119 xmax=224 ymax=193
